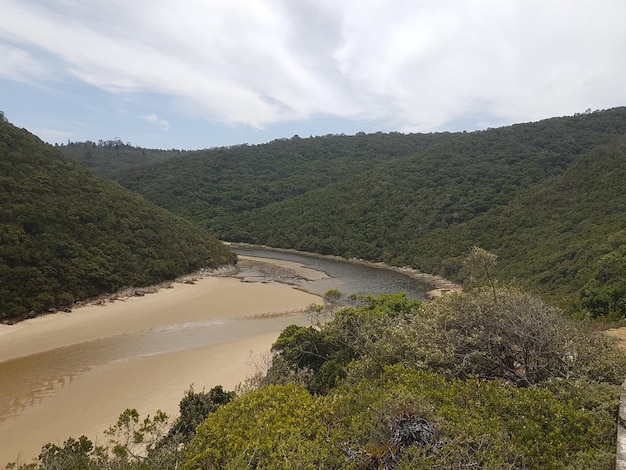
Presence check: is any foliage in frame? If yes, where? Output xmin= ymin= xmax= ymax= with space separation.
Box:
xmin=324 ymin=367 xmax=619 ymax=469
xmin=10 ymin=291 xmax=624 ymax=469
xmin=6 ymin=436 xmax=107 ymax=470
xmin=580 ymin=244 xmax=626 ymax=318
xmin=183 ymin=384 xmax=337 ymax=469
xmin=349 ymin=288 xmax=626 ymax=387
xmin=432 ymin=134 xmax=626 ymax=309
xmin=271 ymin=289 xmax=626 ymax=390
xmin=165 ymin=385 xmax=236 ymax=442
xmin=267 ymin=293 xmax=422 ymax=394
xmin=181 ymin=367 xmax=620 ymax=469
xmin=464 ymin=244 xmax=499 ymax=299
xmin=61 ymin=107 xmax=626 ymax=312
xmin=0 ymin=120 xmax=235 ymax=320
xmin=7 ymin=409 xmax=175 ymax=470
xmin=62 ymin=132 xmax=456 ymax=231
xmin=60 ymin=140 xmax=177 ymax=178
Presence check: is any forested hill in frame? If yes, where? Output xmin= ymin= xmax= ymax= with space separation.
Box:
xmin=63 ymin=131 xmax=458 ymax=227
xmin=62 ymin=108 xmax=626 ymax=313
xmin=0 ymin=120 xmax=235 ymax=321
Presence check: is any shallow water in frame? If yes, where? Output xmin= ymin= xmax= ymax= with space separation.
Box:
xmin=0 ymin=274 xmax=316 ymax=465
xmin=231 ymin=247 xmax=431 ymax=299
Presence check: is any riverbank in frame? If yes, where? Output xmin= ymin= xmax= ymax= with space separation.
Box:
xmin=0 ymin=260 xmax=322 ymax=466
xmin=228 ymin=242 xmax=463 ymax=298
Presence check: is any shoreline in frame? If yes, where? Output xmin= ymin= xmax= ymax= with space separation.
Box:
xmin=228 ymin=242 xmax=463 ymax=298
xmin=1 ymin=244 xmax=462 ymax=327
xmin=0 ymin=257 xmax=323 ymax=465
xmin=0 ymin=261 xmax=322 ymax=363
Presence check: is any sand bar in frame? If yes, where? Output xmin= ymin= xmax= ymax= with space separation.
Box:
xmin=0 ymin=266 xmax=322 ymax=466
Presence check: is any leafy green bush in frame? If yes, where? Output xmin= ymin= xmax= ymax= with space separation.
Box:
xmin=181 ymin=368 xmax=620 ymax=469
xmin=183 ymin=384 xmax=338 ymax=469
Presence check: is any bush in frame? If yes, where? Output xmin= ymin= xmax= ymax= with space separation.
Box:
xmin=183 ymin=384 xmax=339 ymax=469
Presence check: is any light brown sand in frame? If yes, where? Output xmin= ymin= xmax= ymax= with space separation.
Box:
xmin=0 ymin=276 xmax=318 ymax=362
xmin=0 ymin=272 xmax=321 ymax=466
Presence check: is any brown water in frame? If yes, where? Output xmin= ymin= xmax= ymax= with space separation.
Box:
xmin=0 ymin=273 xmax=320 ymax=466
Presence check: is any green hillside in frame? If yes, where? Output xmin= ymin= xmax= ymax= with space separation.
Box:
xmin=0 ymin=120 xmax=235 ymax=320
xmin=61 ymin=107 xmax=626 ymax=314
xmin=420 ymin=137 xmax=626 ymax=307
xmin=63 ymin=132 xmax=457 ymax=227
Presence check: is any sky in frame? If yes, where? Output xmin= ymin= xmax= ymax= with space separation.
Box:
xmin=1 ymin=0 xmax=625 ymax=150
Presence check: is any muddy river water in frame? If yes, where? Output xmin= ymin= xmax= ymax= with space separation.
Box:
xmin=0 ymin=250 xmax=432 ymax=465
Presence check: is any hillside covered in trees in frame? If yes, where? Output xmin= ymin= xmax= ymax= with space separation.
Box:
xmin=0 ymin=120 xmax=235 ymax=321
xmin=63 ymin=107 xmax=626 ymax=315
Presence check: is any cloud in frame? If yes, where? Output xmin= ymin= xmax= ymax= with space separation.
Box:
xmin=144 ymin=113 xmax=169 ymax=131
xmin=329 ymin=0 xmax=626 ymax=128
xmin=1 ymin=0 xmax=626 ymax=136
xmin=0 ymin=43 xmax=47 ymax=82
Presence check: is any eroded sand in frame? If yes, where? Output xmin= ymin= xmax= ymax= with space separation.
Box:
xmin=0 ymin=269 xmax=321 ymax=466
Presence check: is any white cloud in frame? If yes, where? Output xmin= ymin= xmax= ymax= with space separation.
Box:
xmin=143 ymin=113 xmax=169 ymax=131
xmin=1 ymin=0 xmax=625 ymax=136
xmin=0 ymin=43 xmax=47 ymax=82
xmin=329 ymin=0 xmax=626 ymax=129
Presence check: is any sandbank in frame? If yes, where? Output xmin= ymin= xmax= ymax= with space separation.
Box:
xmin=0 ymin=275 xmax=318 ymax=362
xmin=0 ymin=265 xmax=321 ymax=466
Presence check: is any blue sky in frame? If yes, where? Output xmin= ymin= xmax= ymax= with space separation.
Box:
xmin=1 ymin=0 xmax=625 ymax=150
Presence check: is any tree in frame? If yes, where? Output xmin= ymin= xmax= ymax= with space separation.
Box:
xmin=103 ymin=408 xmax=170 ymax=462
xmin=16 ymin=436 xmax=105 ymax=470
xmin=580 ymin=245 xmax=626 ymax=318
xmin=166 ymin=385 xmax=235 ymax=442
xmin=464 ymin=245 xmax=498 ymax=301
xmin=413 ymin=287 xmax=626 ymax=386
xmin=340 ymin=289 xmax=626 ymax=387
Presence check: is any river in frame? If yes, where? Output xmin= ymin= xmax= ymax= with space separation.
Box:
xmin=0 ymin=249 xmax=432 ymax=465
xmin=230 ymin=246 xmax=431 ymax=299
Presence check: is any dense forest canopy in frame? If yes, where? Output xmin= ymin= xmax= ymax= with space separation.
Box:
xmin=63 ymin=131 xmax=458 ymax=227
xmin=0 ymin=120 xmax=235 ymax=320
xmin=62 ymin=107 xmax=626 ymax=315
